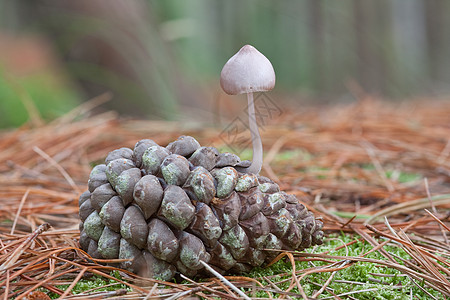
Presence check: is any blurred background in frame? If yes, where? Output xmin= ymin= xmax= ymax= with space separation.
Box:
xmin=0 ymin=0 xmax=449 ymax=128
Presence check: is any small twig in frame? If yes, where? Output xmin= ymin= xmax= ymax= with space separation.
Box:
xmin=20 ymin=273 xmax=65 ymax=295
xmin=32 ymin=146 xmax=80 ymax=193
xmin=144 ymin=283 xmax=158 ymax=300
xmin=425 ymin=178 xmax=437 ymax=216
xmin=15 ymin=268 xmax=75 ymax=300
xmin=166 ymin=286 xmax=202 ymax=300
xmin=408 ymin=277 xmax=439 ymax=300
xmin=65 ymin=289 xmax=127 ymax=299
xmin=425 ymin=209 xmax=450 ymax=232
xmin=398 ymin=229 xmax=450 ymax=284
xmin=210 ymin=278 xmax=236 ymax=297
xmin=340 ymin=215 xmax=357 ymax=229
xmin=261 ymin=276 xmax=280 ymax=299
xmin=267 ymin=251 xmax=307 ymax=298
xmin=321 ymin=238 xmax=363 ymax=255
xmin=199 ymin=260 xmax=251 ymax=300
xmin=367 ymin=277 xmax=389 ymax=285
xmin=320 ymin=288 xmax=381 ymax=299
xmin=296 ymin=259 xmax=352 ymax=300
xmin=287 ymin=252 xmax=306 ymax=297
xmin=354 ymin=225 xmax=396 ymax=263
xmin=53 ymin=255 xmax=151 ymax=294
xmin=365 ymin=194 xmax=450 ymax=225
xmin=333 ymin=280 xmax=364 ymax=285
xmin=384 ymin=217 xmax=399 ymax=238
xmin=180 ymin=274 xmax=239 ymax=300
xmin=10 ymin=189 xmax=30 ymax=235
xmin=50 ymin=92 xmax=113 ymax=125
xmin=360 ymin=140 xmax=395 ymax=192
xmin=3 ymin=270 xmax=10 ymax=300
xmin=59 ymin=267 xmax=87 ymax=298
xmin=437 ymin=139 xmax=450 ymax=164
xmin=0 ymin=223 xmax=51 ymax=272
xmin=424 ymin=178 xmax=449 ymax=245
xmin=384 ymin=218 xmax=450 ymax=294
xmin=70 ymin=282 xmax=122 ymax=295
xmin=369 ymin=273 xmax=407 ymax=278
xmin=313 ymin=260 xmax=348 ymax=298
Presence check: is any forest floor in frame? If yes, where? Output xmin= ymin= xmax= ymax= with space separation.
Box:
xmin=0 ymin=96 xmax=449 ymax=299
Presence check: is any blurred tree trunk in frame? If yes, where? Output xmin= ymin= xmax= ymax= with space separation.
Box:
xmin=391 ymin=0 xmax=427 ymax=95
xmin=353 ymin=0 xmax=376 ymax=92
xmin=353 ymin=1 xmax=390 ymax=95
xmin=425 ymin=0 xmax=448 ymax=85
xmin=353 ymin=0 xmax=372 ymax=94
xmin=307 ymin=0 xmax=325 ymax=93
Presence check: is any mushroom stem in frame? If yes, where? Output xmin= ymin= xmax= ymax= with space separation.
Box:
xmin=243 ymin=91 xmax=263 ymax=174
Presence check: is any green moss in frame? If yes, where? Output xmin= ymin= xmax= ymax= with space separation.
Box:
xmin=273 ymin=149 xmax=312 ymax=162
xmin=385 ymin=170 xmax=421 ymax=183
xmin=46 ymin=271 xmax=129 ymax=299
xmin=245 ymin=233 xmax=443 ymax=299
xmin=362 ymin=164 xmax=422 ymax=183
xmin=332 ymin=211 xmax=371 ymax=219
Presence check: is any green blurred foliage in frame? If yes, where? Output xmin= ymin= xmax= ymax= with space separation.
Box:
xmin=0 ymin=68 xmax=79 ymax=128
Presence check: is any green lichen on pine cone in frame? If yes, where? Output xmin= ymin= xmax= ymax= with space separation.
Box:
xmin=78 ymin=135 xmax=324 ymax=281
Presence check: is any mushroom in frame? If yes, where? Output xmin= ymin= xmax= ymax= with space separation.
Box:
xmin=220 ymin=44 xmax=275 ymax=175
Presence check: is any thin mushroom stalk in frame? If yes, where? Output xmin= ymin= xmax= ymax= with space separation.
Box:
xmin=243 ymin=91 xmax=263 ymax=174
xmin=220 ymin=44 xmax=275 ymax=175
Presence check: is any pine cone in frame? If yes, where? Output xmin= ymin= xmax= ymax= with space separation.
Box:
xmin=79 ymin=136 xmax=324 ymax=280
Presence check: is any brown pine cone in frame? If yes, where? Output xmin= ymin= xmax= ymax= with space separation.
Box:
xmin=78 ymin=136 xmax=324 ymax=280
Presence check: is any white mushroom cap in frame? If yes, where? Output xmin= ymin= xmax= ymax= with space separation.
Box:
xmin=220 ymin=45 xmax=275 ymax=95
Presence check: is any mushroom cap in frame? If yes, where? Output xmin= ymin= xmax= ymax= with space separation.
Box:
xmin=220 ymin=45 xmax=275 ymax=95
